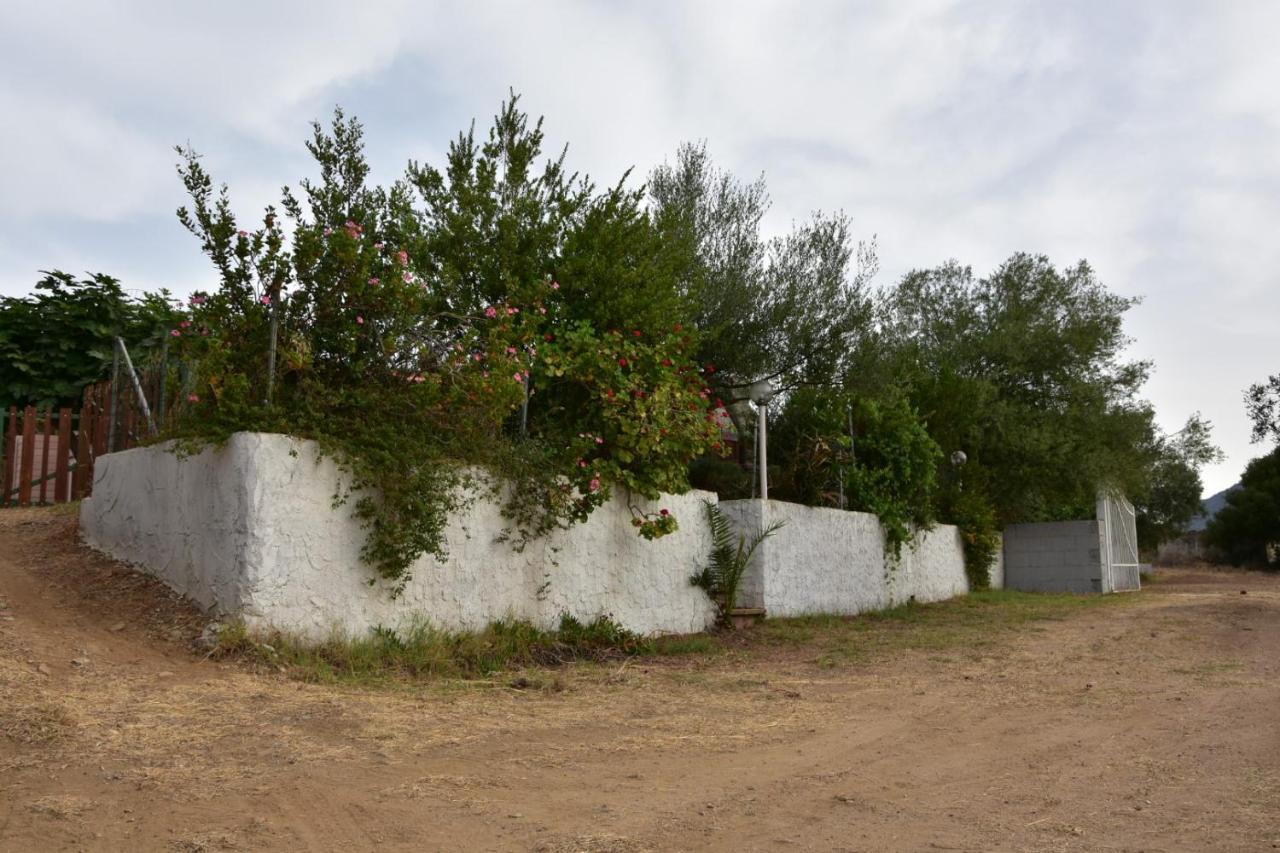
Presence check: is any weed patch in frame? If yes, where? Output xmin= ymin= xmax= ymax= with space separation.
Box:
xmin=212 ymin=614 xmax=654 ymax=684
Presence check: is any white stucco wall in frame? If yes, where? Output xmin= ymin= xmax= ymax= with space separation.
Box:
xmin=719 ymin=499 xmax=973 ymax=618
xmin=81 ymin=433 xmax=717 ymax=641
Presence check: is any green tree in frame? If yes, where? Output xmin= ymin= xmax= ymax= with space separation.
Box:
xmin=1133 ymin=414 xmax=1223 ymax=550
xmin=1204 ymin=447 xmax=1280 ymax=567
xmin=172 ymin=102 xmax=719 ymax=584
xmin=649 ymin=142 xmax=876 ymax=396
xmin=1246 ymin=374 xmax=1280 ymax=445
xmin=769 ymin=387 xmax=940 ymax=553
xmin=0 ymin=271 xmax=181 ymax=407
xmin=861 ymin=254 xmax=1156 ymax=525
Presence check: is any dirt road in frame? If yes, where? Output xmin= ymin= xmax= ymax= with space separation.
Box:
xmin=1 ymin=508 xmax=1277 ymax=852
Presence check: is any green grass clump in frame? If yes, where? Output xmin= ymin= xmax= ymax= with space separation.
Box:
xmin=758 ymin=588 xmax=1125 ymax=666
xmin=213 ymin=614 xmax=655 ymax=684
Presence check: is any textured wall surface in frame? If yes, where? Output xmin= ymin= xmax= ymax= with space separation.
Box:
xmin=81 ymin=433 xmax=717 ymax=640
xmin=719 ymin=499 xmax=973 ymax=618
xmin=1003 ymin=520 xmax=1104 ymax=593
xmin=79 ymin=439 xmax=256 ymax=614
xmin=988 ymin=537 xmax=1006 ymax=590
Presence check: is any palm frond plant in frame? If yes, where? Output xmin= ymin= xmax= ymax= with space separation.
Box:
xmin=691 ymin=500 xmax=784 ymax=627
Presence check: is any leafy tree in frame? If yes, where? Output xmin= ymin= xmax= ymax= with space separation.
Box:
xmin=1246 ymin=374 xmax=1280 ymax=445
xmin=0 ymin=271 xmax=181 ymax=407
xmin=1204 ymin=446 xmax=1280 ymax=567
xmin=861 ymin=254 xmax=1156 ymax=525
xmin=648 ymin=142 xmax=876 ymax=396
xmin=172 ymin=102 xmax=719 ymax=584
xmin=1133 ymin=414 xmax=1223 ymax=550
xmin=769 ymin=388 xmax=940 ymax=553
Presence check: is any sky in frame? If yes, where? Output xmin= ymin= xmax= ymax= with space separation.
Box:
xmin=2 ymin=0 xmax=1277 ymax=494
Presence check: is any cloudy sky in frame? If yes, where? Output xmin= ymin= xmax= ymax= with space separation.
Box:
xmin=2 ymin=0 xmax=1277 ymax=493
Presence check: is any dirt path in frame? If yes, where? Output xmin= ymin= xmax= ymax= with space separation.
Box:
xmin=1 ymin=508 xmax=1277 ymax=852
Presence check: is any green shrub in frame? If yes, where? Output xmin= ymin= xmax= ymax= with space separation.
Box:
xmin=770 ymin=388 xmax=940 ymax=556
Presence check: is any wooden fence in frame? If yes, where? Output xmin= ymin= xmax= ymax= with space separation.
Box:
xmin=1 ymin=379 xmax=154 ymax=507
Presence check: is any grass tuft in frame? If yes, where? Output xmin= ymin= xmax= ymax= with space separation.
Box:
xmin=209 ymin=588 xmax=1130 ymax=684
xmin=212 ymin=614 xmax=654 ymax=684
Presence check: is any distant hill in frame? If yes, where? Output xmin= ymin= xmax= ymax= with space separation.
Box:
xmin=1188 ymin=484 xmax=1240 ymax=532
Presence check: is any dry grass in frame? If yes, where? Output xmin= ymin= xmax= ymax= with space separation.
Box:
xmin=1 ymin=700 xmax=77 ymax=745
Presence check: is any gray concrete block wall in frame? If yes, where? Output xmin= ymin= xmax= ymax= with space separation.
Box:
xmin=1003 ymin=520 xmax=1104 ymax=593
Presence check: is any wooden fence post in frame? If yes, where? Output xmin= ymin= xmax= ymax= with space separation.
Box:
xmin=2 ymin=407 xmax=16 ymax=507
xmin=93 ymin=384 xmax=108 ymax=461
xmin=18 ymin=406 xmax=36 ymax=506
xmin=56 ymin=407 xmax=72 ymax=503
xmin=38 ymin=409 xmax=52 ymax=504
xmin=74 ymin=397 xmax=92 ymax=500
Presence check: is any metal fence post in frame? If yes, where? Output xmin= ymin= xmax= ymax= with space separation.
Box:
xmin=107 ymin=340 xmax=121 ymax=453
xmin=115 ymin=337 xmax=157 ymax=436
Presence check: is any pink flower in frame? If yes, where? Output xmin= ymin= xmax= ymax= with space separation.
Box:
xmin=368 ymin=277 xmax=380 ymax=286
xmin=578 ymin=459 xmax=587 ymax=468
xmin=506 ymin=346 xmax=517 ymax=355
xmin=474 ymin=353 xmax=483 ymax=361
xmin=323 ymin=227 xmax=334 ymax=236
xmin=179 ymin=320 xmax=192 ymax=328
xmin=374 ymin=242 xmax=385 ymax=250
xmin=515 ymin=372 xmax=525 ymax=382
xmin=588 ymin=477 xmax=601 ymax=492
xmin=538 ymin=306 xmax=547 ymax=315
xmin=237 ymin=230 xmax=249 ymax=238
xmin=402 ymin=271 xmax=414 ymax=283
xmin=506 ymin=307 xmax=518 ymax=315
xmin=260 ymin=295 xmax=271 ymax=305
xmin=188 ymin=295 xmax=206 ymax=306
xmin=356 ymin=316 xmax=364 ymax=325
xmin=551 ymin=281 xmax=560 ymax=290
xmin=344 ymin=220 xmax=362 ymax=238
xmin=170 ymin=329 xmax=181 ymax=337
xmin=595 ymin=437 xmax=604 ymax=445
xmin=396 ymin=250 xmax=409 ymax=266
xmin=187 ymin=394 xmax=199 ymax=403
xmin=484 ymin=307 xmax=498 ymax=318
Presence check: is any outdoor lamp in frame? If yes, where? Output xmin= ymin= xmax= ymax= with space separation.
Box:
xmin=748 ymin=377 xmax=777 ymax=406
xmin=950 ymin=450 xmax=967 ymax=467
xmin=749 ymin=378 xmax=777 ymax=500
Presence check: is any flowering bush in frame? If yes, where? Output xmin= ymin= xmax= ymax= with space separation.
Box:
xmin=631 ymin=508 xmax=679 ymax=540
xmin=167 ymin=115 xmax=719 ymax=585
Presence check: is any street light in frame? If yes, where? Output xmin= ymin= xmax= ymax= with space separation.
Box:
xmin=748 ymin=378 xmax=777 ymax=500
xmin=951 ymin=449 xmax=967 ymax=491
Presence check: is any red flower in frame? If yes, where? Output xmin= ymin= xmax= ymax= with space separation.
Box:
xmin=618 ymin=357 xmax=628 ymax=367
xmin=704 ymin=363 xmax=716 ymax=374
xmin=632 ymin=330 xmax=642 ymax=337
xmin=662 ymin=358 xmax=673 ymax=367
xmin=659 ymin=509 xmax=670 ymax=517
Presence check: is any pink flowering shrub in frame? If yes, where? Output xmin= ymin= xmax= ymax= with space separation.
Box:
xmin=168 ymin=113 xmax=718 ymax=583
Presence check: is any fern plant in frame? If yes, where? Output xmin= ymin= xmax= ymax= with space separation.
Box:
xmin=691 ymin=500 xmax=784 ymax=627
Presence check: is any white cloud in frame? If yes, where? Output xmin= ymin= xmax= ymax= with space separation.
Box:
xmin=1 ymin=0 xmax=1277 ymax=491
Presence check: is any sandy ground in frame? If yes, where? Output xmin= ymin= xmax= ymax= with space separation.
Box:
xmin=0 ymin=508 xmax=1277 ymax=853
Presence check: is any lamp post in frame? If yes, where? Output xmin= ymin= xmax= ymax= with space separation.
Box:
xmin=950 ymin=450 xmax=967 ymax=491
xmin=748 ymin=378 xmax=777 ymax=501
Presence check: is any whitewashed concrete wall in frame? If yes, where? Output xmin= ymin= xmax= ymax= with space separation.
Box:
xmin=81 ymin=433 xmax=717 ymax=641
xmin=720 ymin=499 xmax=985 ymax=618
